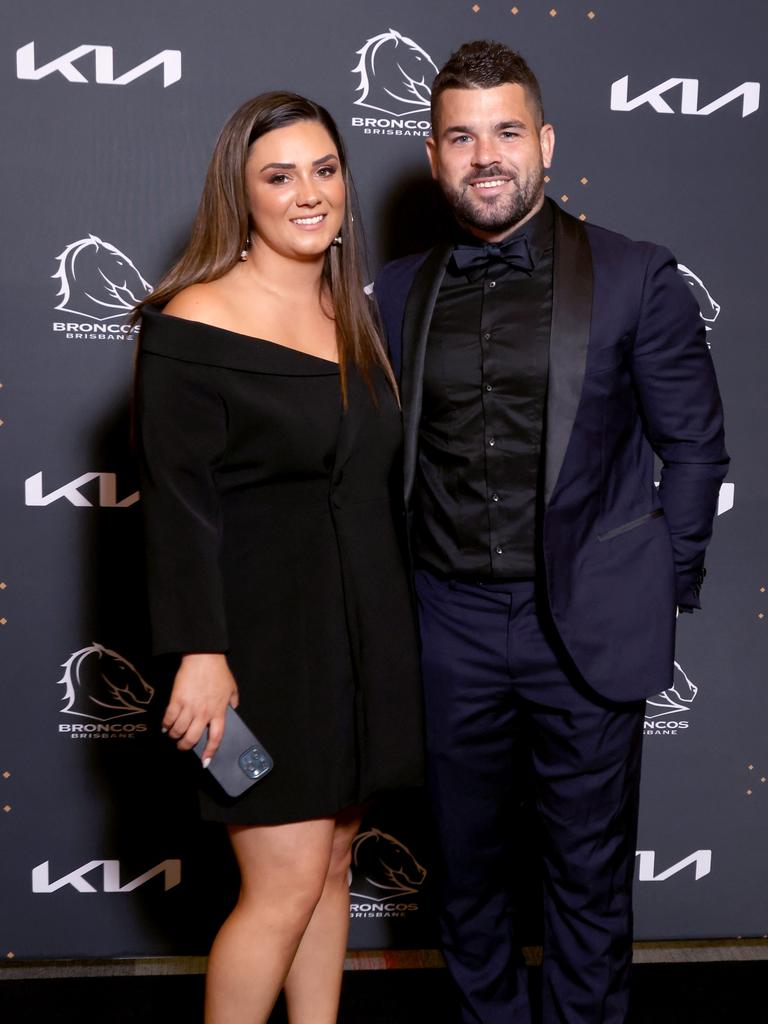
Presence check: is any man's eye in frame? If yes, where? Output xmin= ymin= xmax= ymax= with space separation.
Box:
xmin=451 ymin=135 xmax=471 ymax=144
xmin=501 ymin=131 xmax=520 ymax=139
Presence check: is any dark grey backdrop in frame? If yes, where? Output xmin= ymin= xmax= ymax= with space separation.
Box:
xmin=1 ymin=0 xmax=765 ymax=958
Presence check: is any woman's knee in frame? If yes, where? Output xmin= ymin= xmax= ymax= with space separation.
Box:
xmin=238 ymin=860 xmax=327 ymax=928
xmin=231 ymin=821 xmax=335 ymax=918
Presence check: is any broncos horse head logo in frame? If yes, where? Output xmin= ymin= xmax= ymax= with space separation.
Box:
xmin=645 ymin=660 xmax=699 ymax=719
xmin=677 ymin=264 xmax=721 ymax=347
xmin=353 ymin=29 xmax=438 ymax=118
xmin=57 ymin=643 xmax=154 ymax=721
xmin=53 ymin=234 xmax=151 ymax=320
xmin=349 ymin=827 xmax=427 ymax=901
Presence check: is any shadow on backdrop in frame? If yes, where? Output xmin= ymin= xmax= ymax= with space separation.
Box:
xmin=375 ymin=174 xmax=454 ymax=264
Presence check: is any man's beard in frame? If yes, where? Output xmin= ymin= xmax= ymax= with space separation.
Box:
xmin=442 ymin=164 xmax=545 ymax=236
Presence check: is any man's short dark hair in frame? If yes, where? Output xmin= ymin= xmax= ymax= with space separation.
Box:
xmin=430 ymin=40 xmax=545 ymax=130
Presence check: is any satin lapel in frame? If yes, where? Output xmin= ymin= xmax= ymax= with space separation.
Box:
xmin=401 ymin=244 xmax=453 ymax=506
xmin=544 ymin=206 xmax=593 ymax=505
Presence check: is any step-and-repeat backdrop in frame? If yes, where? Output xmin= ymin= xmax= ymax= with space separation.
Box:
xmin=2 ymin=0 xmax=765 ymax=958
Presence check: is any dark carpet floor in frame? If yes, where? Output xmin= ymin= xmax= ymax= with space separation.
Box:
xmin=1 ymin=963 xmax=767 ymax=1023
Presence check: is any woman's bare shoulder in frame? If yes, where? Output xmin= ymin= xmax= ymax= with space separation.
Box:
xmin=163 ymin=281 xmax=234 ymax=327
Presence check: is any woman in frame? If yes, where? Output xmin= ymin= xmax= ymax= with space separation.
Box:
xmin=134 ymin=93 xmax=422 ymax=1023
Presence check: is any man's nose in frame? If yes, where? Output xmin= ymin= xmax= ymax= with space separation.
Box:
xmin=472 ymin=137 xmax=501 ymax=168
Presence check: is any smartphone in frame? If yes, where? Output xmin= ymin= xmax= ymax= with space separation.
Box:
xmin=193 ymin=704 xmax=273 ymax=798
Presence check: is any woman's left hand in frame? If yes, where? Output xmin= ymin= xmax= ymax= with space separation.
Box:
xmin=162 ymin=652 xmax=239 ymax=765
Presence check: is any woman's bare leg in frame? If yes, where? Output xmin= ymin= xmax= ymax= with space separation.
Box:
xmin=204 ymin=818 xmax=336 ymax=1024
xmin=283 ymin=809 xmax=361 ymax=1024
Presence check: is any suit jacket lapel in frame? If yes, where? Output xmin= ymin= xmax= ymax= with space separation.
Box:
xmin=401 ymin=244 xmax=453 ymax=506
xmin=544 ymin=205 xmax=593 ymax=505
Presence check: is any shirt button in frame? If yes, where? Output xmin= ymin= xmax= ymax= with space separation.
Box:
xmin=483 ymin=331 xmax=491 ymax=341
xmin=491 ymin=493 xmax=500 ymax=502
xmin=488 ymin=437 xmax=495 ymax=447
xmin=495 ymin=546 xmax=503 ymax=555
xmin=488 ymin=280 xmax=496 ymax=288
xmin=485 ymin=384 xmax=493 ymax=392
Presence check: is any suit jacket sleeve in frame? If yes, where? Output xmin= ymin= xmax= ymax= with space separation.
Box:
xmin=373 ymin=263 xmax=403 ymax=379
xmin=374 ymin=252 xmax=432 ymax=381
xmin=630 ymin=246 xmax=729 ymax=608
xmin=136 ymin=350 xmax=229 ymax=655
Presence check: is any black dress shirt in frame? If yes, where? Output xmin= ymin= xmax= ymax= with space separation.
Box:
xmin=415 ymin=200 xmax=554 ymax=579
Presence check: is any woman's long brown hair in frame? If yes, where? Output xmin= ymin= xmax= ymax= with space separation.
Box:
xmin=133 ymin=91 xmax=396 ymax=404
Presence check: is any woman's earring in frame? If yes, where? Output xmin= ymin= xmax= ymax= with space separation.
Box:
xmin=331 ymin=234 xmax=343 ymax=247
xmin=239 ymin=236 xmax=250 ymax=261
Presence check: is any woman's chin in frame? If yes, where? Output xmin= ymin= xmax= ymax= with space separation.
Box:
xmin=288 ymin=236 xmax=336 ymax=260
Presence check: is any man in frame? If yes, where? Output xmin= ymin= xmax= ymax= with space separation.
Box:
xmin=375 ymin=41 xmax=728 ymax=1024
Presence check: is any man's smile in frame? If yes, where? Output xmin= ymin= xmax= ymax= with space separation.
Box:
xmin=468 ymin=178 xmax=510 ymax=192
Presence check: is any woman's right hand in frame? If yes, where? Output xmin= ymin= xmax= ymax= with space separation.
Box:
xmin=163 ymin=653 xmax=239 ymax=766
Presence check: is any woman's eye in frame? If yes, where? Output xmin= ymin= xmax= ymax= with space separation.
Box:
xmin=269 ymin=173 xmax=289 ymax=185
xmin=317 ymin=166 xmax=337 ymax=178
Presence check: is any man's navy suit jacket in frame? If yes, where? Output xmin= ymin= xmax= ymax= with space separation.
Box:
xmin=375 ymin=201 xmax=729 ymax=702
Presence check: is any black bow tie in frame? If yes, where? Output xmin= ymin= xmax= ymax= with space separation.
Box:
xmin=452 ymin=234 xmax=534 ymax=277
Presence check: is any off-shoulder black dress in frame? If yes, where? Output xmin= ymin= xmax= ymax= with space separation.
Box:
xmin=136 ymin=307 xmax=423 ymax=824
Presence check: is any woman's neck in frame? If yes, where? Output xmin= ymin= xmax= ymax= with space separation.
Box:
xmin=239 ymin=239 xmax=326 ymax=303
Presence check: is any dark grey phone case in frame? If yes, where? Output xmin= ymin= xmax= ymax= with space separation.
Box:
xmin=193 ymin=705 xmax=273 ymax=797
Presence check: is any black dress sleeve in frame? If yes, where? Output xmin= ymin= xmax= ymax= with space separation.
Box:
xmin=136 ymin=349 xmax=229 ymax=656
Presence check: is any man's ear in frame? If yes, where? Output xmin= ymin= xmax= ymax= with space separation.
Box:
xmin=540 ymin=123 xmax=555 ymax=170
xmin=425 ymin=135 xmax=439 ymax=180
